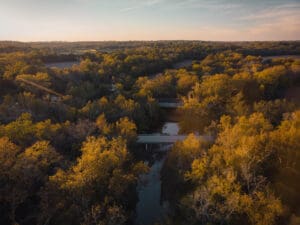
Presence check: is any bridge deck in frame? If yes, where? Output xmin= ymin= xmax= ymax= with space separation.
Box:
xmin=137 ymin=135 xmax=211 ymax=144
xmin=157 ymin=102 xmax=183 ymax=108
xmin=137 ymin=135 xmax=187 ymax=144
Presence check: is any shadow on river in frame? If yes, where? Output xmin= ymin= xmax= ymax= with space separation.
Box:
xmin=135 ymin=121 xmax=179 ymax=225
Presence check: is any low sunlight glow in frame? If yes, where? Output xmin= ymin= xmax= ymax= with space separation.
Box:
xmin=0 ymin=0 xmax=300 ymax=41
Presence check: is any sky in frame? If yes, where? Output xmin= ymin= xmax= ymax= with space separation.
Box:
xmin=0 ymin=0 xmax=300 ymax=41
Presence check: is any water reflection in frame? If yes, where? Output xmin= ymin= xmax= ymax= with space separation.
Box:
xmin=135 ymin=155 xmax=166 ymax=225
xmin=162 ymin=122 xmax=179 ymax=135
xmin=135 ymin=122 xmax=178 ymax=225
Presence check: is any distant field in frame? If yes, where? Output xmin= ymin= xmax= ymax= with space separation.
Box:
xmin=45 ymin=61 xmax=79 ymax=69
xmin=173 ymin=60 xmax=193 ymax=69
xmin=262 ymin=55 xmax=300 ymax=60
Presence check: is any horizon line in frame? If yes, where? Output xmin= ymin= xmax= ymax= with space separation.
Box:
xmin=1 ymin=39 xmax=300 ymax=43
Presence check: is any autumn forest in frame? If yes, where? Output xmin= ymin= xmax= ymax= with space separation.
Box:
xmin=0 ymin=41 xmax=300 ymax=225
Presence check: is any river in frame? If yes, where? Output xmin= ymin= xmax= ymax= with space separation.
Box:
xmin=135 ymin=122 xmax=179 ymax=225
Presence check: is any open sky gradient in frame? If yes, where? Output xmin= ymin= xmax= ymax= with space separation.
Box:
xmin=0 ymin=0 xmax=300 ymax=41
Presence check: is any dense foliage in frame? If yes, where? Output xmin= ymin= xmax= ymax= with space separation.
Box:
xmin=0 ymin=41 xmax=299 ymax=225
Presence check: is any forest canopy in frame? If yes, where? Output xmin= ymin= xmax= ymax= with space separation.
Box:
xmin=0 ymin=41 xmax=299 ymax=225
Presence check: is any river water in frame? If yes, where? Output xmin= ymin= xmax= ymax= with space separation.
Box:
xmin=135 ymin=122 xmax=179 ymax=225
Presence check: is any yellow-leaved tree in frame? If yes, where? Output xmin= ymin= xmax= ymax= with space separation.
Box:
xmin=175 ymin=114 xmax=283 ymax=225
xmin=40 ymin=136 xmax=147 ymax=225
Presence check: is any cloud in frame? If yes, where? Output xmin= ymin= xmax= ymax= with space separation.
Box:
xmin=174 ymin=0 xmax=242 ymax=11
xmin=1 ymin=0 xmax=299 ymax=41
xmin=246 ymin=15 xmax=300 ymax=40
xmin=145 ymin=0 xmax=163 ymax=6
xmin=240 ymin=3 xmax=300 ymax=21
xmin=234 ymin=2 xmax=300 ymax=40
xmin=119 ymin=0 xmax=243 ymax=14
xmin=120 ymin=6 xmax=140 ymax=12
xmin=120 ymin=0 xmax=164 ymax=12
xmin=190 ymin=13 xmax=300 ymax=41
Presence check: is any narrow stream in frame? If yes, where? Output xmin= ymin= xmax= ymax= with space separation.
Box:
xmin=135 ymin=122 xmax=179 ymax=225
